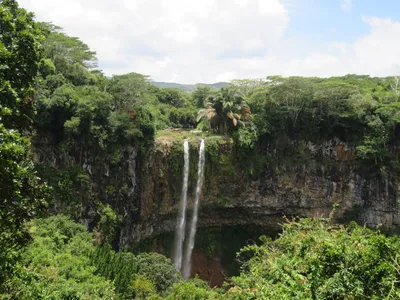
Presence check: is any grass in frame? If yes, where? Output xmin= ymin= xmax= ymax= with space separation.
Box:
xmin=155 ymin=129 xmax=231 ymax=145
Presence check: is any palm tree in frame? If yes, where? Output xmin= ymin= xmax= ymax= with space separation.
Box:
xmin=197 ymin=88 xmax=251 ymax=134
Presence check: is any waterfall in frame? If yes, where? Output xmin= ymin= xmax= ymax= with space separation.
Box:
xmin=173 ymin=139 xmax=190 ymax=270
xmin=182 ymin=139 xmax=206 ymax=279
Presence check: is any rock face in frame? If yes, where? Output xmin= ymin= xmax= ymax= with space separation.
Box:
xmin=32 ymin=133 xmax=140 ymax=230
xmin=32 ymin=132 xmax=400 ymax=248
xmin=119 ymin=135 xmax=400 ymax=247
xmin=31 ymin=131 xmax=400 ymax=285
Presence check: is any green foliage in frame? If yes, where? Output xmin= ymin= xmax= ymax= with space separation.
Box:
xmin=0 ymin=0 xmax=44 ymax=130
xmin=40 ymin=22 xmax=98 ymax=70
xmin=227 ymin=218 xmax=400 ymax=299
xmin=0 ymin=125 xmax=49 ymax=285
xmin=7 ymin=216 xmax=398 ymax=299
xmin=106 ymin=72 xmax=158 ymax=111
xmin=195 ymin=86 xmax=257 ymax=154
xmin=192 ymin=86 xmax=214 ymax=108
xmin=156 ymin=87 xmax=188 ymax=107
xmin=165 ymin=278 xmax=213 ymax=300
xmin=1 ymin=215 xmax=116 ymax=299
xmin=229 ymin=78 xmax=266 ymax=99
xmin=35 ymin=165 xmax=90 ymax=216
xmin=0 ymin=0 xmax=50 ymax=286
xmin=135 ymin=252 xmax=181 ymax=293
xmin=36 ymin=72 xmax=156 ymax=151
xmin=34 ymin=25 xmax=162 ymax=151
xmin=95 ymin=204 xmax=121 ymax=245
xmin=197 ymin=87 xmax=252 ymax=134
xmin=249 ymin=76 xmax=400 ymax=171
xmin=38 ymin=58 xmax=56 ymax=77
xmin=232 ymin=122 xmax=258 ymax=150
xmin=92 ymin=246 xmax=181 ymax=298
xmin=92 ymin=246 xmax=138 ymax=297
xmin=64 ymin=62 xmax=97 ymax=86
xmin=168 ymin=106 xmax=197 ymax=128
xmin=128 ymin=274 xmax=158 ymax=299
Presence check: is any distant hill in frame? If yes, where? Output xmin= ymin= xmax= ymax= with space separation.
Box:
xmin=151 ymin=81 xmax=229 ymax=92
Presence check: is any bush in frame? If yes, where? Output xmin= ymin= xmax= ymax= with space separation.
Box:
xmin=92 ymin=247 xmax=181 ymax=298
xmin=227 ymin=218 xmax=400 ymax=299
xmin=165 ymin=278 xmax=213 ymax=300
xmin=2 ymin=215 xmax=116 ymax=299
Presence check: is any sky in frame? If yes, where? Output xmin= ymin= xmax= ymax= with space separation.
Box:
xmin=18 ymin=0 xmax=400 ymax=83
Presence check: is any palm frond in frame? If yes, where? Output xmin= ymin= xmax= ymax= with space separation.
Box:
xmin=234 ymin=113 xmax=241 ymax=120
xmin=196 ymin=109 xmax=207 ymax=122
xmin=206 ymin=109 xmax=217 ymax=120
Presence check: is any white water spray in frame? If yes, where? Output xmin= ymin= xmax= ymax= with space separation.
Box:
xmin=182 ymin=139 xmax=206 ymax=279
xmin=173 ymin=139 xmax=190 ymax=270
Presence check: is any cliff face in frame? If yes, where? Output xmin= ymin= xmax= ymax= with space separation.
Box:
xmin=32 ymin=131 xmax=400 ymax=248
xmin=119 ymin=132 xmax=400 ymax=247
xmin=32 ymin=133 xmax=140 ymax=230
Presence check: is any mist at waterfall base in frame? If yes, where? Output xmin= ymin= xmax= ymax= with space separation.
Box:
xmin=173 ymin=139 xmax=206 ymax=279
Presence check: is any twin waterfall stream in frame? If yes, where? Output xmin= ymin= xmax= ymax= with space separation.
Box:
xmin=173 ymin=139 xmax=206 ymax=279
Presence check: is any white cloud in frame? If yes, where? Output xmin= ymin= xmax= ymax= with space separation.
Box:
xmin=18 ymin=0 xmax=289 ymax=82
xmin=350 ymin=17 xmax=400 ymax=75
xmin=280 ymin=16 xmax=400 ymax=78
xmin=341 ymin=0 xmax=352 ymax=12
xmin=330 ymin=41 xmax=347 ymax=54
xmin=16 ymin=0 xmax=400 ymax=83
xmin=216 ymin=71 xmax=238 ymax=82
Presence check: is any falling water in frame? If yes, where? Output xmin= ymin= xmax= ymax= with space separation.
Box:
xmin=173 ymin=139 xmax=190 ymax=270
xmin=182 ymin=139 xmax=206 ymax=279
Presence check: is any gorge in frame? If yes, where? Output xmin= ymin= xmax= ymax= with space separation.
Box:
xmin=32 ymin=128 xmax=400 ymax=283
xmin=3 ymin=3 xmax=400 ymax=296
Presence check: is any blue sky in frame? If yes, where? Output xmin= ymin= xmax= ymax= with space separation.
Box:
xmin=287 ymin=0 xmax=400 ymax=42
xmin=18 ymin=0 xmax=400 ymax=83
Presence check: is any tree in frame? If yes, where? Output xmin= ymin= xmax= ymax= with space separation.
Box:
xmin=192 ymin=86 xmax=213 ymax=108
xmin=39 ymin=22 xmax=98 ymax=70
xmin=92 ymin=247 xmax=181 ymax=298
xmin=135 ymin=252 xmax=181 ymax=293
xmin=165 ymin=278 xmax=213 ymax=300
xmin=0 ymin=0 xmax=49 ymax=285
xmin=230 ymin=78 xmax=266 ymax=99
xmin=156 ymin=88 xmax=187 ymax=108
xmin=1 ymin=216 xmax=117 ymax=299
xmin=1 ymin=0 xmax=44 ymax=130
xmin=128 ymin=275 xmax=159 ymax=299
xmin=107 ymin=72 xmax=154 ymax=109
xmin=36 ymin=22 xmax=99 ymax=87
xmin=390 ymin=68 xmax=400 ymax=96
xmin=227 ymin=218 xmax=400 ymax=299
xmin=0 ymin=126 xmax=49 ymax=284
xmin=197 ymin=87 xmax=251 ymax=134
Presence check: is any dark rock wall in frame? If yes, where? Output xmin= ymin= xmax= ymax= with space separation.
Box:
xmin=31 ymin=133 xmax=400 ymax=248
xmin=120 ymin=136 xmax=400 ymax=247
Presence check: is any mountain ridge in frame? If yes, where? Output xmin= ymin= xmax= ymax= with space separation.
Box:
xmin=150 ymin=81 xmax=229 ymax=92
